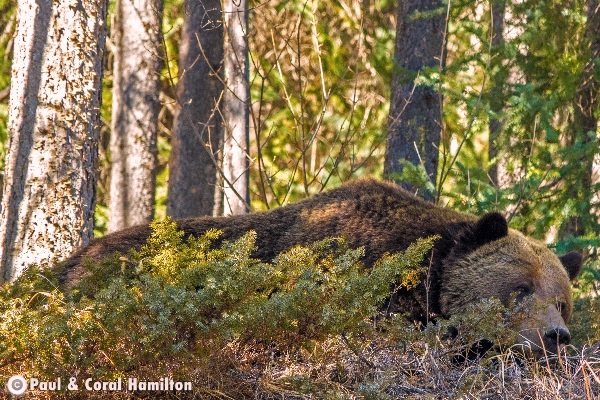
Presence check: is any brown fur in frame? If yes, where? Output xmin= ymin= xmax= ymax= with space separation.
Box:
xmin=59 ymin=179 xmax=582 ymax=357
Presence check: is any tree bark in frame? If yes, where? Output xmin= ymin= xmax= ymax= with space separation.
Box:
xmin=108 ymin=0 xmax=162 ymax=232
xmin=563 ymin=0 xmax=600 ymax=238
xmin=488 ymin=0 xmax=506 ymax=187
xmin=221 ymin=0 xmax=250 ymax=216
xmin=0 ymin=0 xmax=107 ymax=280
xmin=385 ymin=0 xmax=446 ymax=202
xmin=167 ymin=0 xmax=224 ymax=218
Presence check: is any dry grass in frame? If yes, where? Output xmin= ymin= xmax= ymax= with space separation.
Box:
xmin=240 ymin=336 xmax=600 ymax=399
xmin=109 ymin=324 xmax=597 ymax=400
xmin=11 ymin=324 xmax=600 ymax=399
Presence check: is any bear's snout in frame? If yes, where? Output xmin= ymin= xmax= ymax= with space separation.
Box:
xmin=544 ymin=326 xmax=571 ymax=345
xmin=517 ymin=302 xmax=572 ymax=358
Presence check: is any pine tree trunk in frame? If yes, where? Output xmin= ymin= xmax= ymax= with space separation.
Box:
xmin=385 ymin=0 xmax=446 ymax=202
xmin=0 ymin=0 xmax=107 ymax=280
xmin=108 ymin=0 xmax=162 ymax=232
xmin=489 ymin=1 xmax=524 ymax=191
xmin=563 ymin=0 xmax=600 ymax=238
xmin=221 ymin=0 xmax=250 ymax=216
xmin=488 ymin=0 xmax=506 ymax=188
xmin=583 ymin=0 xmax=600 ymax=227
xmin=167 ymin=0 xmax=224 ymax=218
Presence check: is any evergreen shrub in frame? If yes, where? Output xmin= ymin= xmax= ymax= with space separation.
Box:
xmin=0 ymin=218 xmax=435 ymax=389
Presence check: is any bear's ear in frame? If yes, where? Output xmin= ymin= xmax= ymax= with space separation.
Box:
xmin=559 ymin=251 xmax=583 ymax=281
xmin=447 ymin=213 xmax=509 ymax=260
xmin=472 ymin=212 xmax=509 ymax=247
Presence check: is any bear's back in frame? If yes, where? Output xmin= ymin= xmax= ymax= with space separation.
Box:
xmin=177 ymin=179 xmax=472 ymax=265
xmin=59 ymin=179 xmax=472 ymax=288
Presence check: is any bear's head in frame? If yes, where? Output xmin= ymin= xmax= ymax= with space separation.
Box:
xmin=439 ymin=213 xmax=582 ymax=359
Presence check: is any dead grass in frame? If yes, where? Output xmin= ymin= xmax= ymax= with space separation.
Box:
xmin=166 ymin=330 xmax=599 ymax=399
xmin=9 ymin=330 xmax=600 ymax=400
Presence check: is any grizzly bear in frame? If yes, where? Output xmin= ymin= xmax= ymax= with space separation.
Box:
xmin=59 ymin=179 xmax=582 ymax=358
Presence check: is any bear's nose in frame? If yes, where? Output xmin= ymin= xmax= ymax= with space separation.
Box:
xmin=544 ymin=327 xmax=571 ymax=345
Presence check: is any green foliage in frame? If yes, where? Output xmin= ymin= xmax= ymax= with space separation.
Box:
xmin=248 ymin=0 xmax=393 ymax=207
xmin=388 ymin=159 xmax=437 ymax=199
xmin=571 ymin=295 xmax=600 ymax=346
xmin=425 ymin=298 xmax=520 ymax=355
xmin=433 ymin=0 xmax=600 ymax=294
xmin=0 ymin=219 xmax=434 ymax=386
xmin=0 ymin=0 xmax=15 ymax=171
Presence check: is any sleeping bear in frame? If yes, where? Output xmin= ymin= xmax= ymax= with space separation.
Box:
xmin=59 ymin=179 xmax=582 ymax=358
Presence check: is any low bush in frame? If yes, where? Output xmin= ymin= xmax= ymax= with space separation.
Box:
xmin=0 ymin=219 xmax=433 ymax=397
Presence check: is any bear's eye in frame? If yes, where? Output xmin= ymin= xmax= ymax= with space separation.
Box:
xmin=515 ymin=285 xmax=532 ymax=302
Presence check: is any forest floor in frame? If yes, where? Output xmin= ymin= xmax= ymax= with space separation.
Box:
xmin=213 ymin=336 xmax=600 ymax=399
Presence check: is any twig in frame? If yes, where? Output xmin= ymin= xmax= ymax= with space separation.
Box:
xmin=0 ymin=86 xmax=9 ymax=103
xmin=341 ymin=333 xmax=376 ymax=369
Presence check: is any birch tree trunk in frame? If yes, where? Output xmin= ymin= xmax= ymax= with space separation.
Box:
xmin=0 ymin=0 xmax=107 ymax=281
xmin=108 ymin=0 xmax=162 ymax=232
xmin=221 ymin=0 xmax=250 ymax=216
xmin=167 ymin=0 xmax=223 ymax=218
xmin=384 ymin=0 xmax=446 ymax=202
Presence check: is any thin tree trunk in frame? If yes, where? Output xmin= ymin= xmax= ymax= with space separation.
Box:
xmin=384 ymin=0 xmax=446 ymax=202
xmin=563 ymin=0 xmax=600 ymax=238
xmin=108 ymin=0 xmax=162 ymax=232
xmin=167 ymin=0 xmax=224 ymax=218
xmin=584 ymin=0 xmax=600 ymax=228
xmin=0 ymin=0 xmax=107 ymax=280
xmin=221 ymin=0 xmax=250 ymax=216
xmin=488 ymin=0 xmax=506 ymax=187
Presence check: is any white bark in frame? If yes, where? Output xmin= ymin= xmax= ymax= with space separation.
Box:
xmin=108 ymin=0 xmax=162 ymax=232
xmin=222 ymin=0 xmax=249 ymax=216
xmin=0 ymin=0 xmax=107 ymax=280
